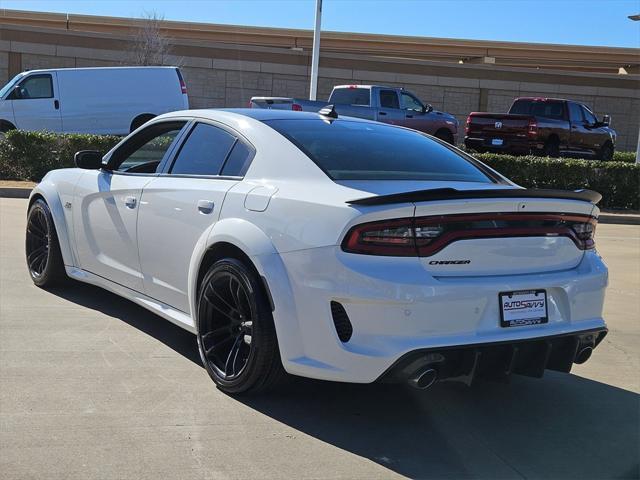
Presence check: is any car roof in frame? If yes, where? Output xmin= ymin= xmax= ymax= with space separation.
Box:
xmin=159 ymin=108 xmax=377 ymax=124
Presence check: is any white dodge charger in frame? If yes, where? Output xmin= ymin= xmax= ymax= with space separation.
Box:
xmin=25 ymin=108 xmax=608 ymax=393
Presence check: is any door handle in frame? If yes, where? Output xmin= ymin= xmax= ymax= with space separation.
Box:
xmin=197 ymin=199 xmax=214 ymax=214
xmin=124 ymin=196 xmax=137 ymax=209
xmin=378 ymin=111 xmax=387 ymax=116
xmin=406 ymin=114 xmax=413 ymax=118
xmin=54 ymin=99 xmax=59 ymax=110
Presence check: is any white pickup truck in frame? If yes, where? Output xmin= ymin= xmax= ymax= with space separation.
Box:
xmin=250 ymin=84 xmax=459 ymax=144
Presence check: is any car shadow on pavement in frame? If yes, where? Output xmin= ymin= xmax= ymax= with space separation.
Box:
xmin=48 ymin=281 xmax=203 ymax=367
xmin=240 ymin=376 xmax=640 ymax=479
xmin=50 ymin=281 xmax=639 ymax=479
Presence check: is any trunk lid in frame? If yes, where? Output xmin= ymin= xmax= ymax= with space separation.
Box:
xmin=413 ymin=197 xmax=595 ymax=277
xmin=340 ymin=181 xmax=598 ymax=277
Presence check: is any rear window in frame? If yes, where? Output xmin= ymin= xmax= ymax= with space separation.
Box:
xmin=265 ymin=119 xmax=494 ymax=183
xmin=330 ymin=88 xmax=370 ymax=106
xmin=510 ymin=100 xmax=565 ymax=120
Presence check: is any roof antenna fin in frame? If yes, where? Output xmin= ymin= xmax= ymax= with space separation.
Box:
xmin=319 ymin=104 xmax=338 ymax=119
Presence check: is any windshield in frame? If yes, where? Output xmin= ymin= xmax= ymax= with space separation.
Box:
xmin=0 ymin=73 xmax=24 ymax=99
xmin=265 ymin=119 xmax=495 ymax=183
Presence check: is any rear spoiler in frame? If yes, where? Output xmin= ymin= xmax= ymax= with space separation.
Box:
xmin=347 ymin=188 xmax=602 ymax=206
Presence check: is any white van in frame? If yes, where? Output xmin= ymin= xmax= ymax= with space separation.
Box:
xmin=0 ymin=66 xmax=189 ymax=135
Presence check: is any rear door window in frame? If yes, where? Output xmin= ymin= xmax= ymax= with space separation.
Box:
xmin=221 ymin=141 xmax=254 ymax=177
xmin=266 ymin=119 xmax=494 ymax=183
xmin=330 ymin=88 xmax=370 ymax=106
xmin=170 ymin=123 xmax=236 ymax=176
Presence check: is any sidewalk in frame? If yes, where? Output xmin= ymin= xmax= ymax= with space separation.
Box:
xmin=1 ymin=180 xmax=638 ymax=225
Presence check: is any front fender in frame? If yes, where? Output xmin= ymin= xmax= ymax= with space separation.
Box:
xmin=29 ymin=170 xmax=84 ymax=267
xmin=187 ymin=217 xmax=306 ymax=367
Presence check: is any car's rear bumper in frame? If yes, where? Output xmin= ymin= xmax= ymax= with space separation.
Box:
xmin=378 ymin=327 xmax=607 ymax=386
xmin=464 ymin=135 xmax=543 ymax=154
xmin=267 ymin=247 xmax=608 ymax=384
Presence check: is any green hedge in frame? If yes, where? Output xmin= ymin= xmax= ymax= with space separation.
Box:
xmin=0 ymin=130 xmax=121 ymax=182
xmin=0 ymin=130 xmax=638 ymax=210
xmin=475 ymin=154 xmax=639 ymax=210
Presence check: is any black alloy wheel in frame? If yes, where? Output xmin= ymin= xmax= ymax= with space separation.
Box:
xmin=197 ymin=258 xmax=284 ymax=394
xmin=25 ymin=199 xmax=66 ymax=287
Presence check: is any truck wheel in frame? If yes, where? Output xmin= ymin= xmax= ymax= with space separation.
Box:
xmin=434 ymin=129 xmax=454 ymax=145
xmin=543 ymin=138 xmax=560 ymax=158
xmin=597 ymin=142 xmax=614 ymax=161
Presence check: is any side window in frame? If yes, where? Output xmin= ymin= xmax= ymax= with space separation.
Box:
xmin=221 ymin=141 xmax=253 ymax=177
xmin=110 ymin=122 xmax=186 ymax=173
xmin=568 ymin=103 xmax=584 ymax=123
xmin=170 ymin=123 xmax=236 ymax=176
xmin=13 ymin=74 xmax=53 ymax=99
xmin=400 ymin=92 xmax=424 ymax=111
xmin=379 ymin=90 xmax=399 ymax=109
xmin=581 ymin=106 xmax=597 ymax=125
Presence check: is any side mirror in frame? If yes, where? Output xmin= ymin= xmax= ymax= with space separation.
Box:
xmin=423 ymin=104 xmax=433 ymax=114
xmin=74 ymin=150 xmax=103 ymax=169
xmin=602 ymin=114 xmax=610 ymax=126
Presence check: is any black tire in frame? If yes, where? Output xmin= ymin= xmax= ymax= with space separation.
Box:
xmin=434 ymin=129 xmax=454 ymax=145
xmin=543 ymin=137 xmax=560 ymax=158
xmin=597 ymin=142 xmax=614 ymax=161
xmin=196 ymin=258 xmax=285 ymax=394
xmin=25 ymin=199 xmax=67 ymax=287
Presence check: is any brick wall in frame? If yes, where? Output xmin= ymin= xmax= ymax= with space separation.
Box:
xmin=1 ymin=30 xmax=638 ymax=151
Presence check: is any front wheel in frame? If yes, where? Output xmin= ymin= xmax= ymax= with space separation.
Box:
xmin=196 ymin=258 xmax=285 ymax=394
xmin=597 ymin=142 xmax=614 ymax=161
xmin=25 ymin=199 xmax=67 ymax=287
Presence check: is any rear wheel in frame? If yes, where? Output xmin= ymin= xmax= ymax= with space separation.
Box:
xmin=25 ymin=199 xmax=67 ymax=287
xmin=543 ymin=137 xmax=560 ymax=158
xmin=597 ymin=142 xmax=614 ymax=161
xmin=434 ymin=129 xmax=454 ymax=145
xmin=196 ymin=258 xmax=285 ymax=394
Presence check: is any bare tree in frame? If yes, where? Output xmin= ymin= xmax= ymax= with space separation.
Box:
xmin=128 ymin=11 xmax=171 ymax=66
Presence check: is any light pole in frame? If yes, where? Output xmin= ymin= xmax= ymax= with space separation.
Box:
xmin=629 ymin=14 xmax=639 ymax=163
xmin=309 ymin=0 xmax=322 ymax=101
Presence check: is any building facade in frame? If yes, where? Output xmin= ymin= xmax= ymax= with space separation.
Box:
xmin=1 ymin=9 xmax=639 ymax=150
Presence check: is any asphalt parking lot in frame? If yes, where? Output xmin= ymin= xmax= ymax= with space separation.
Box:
xmin=1 ymin=197 xmax=638 ymax=480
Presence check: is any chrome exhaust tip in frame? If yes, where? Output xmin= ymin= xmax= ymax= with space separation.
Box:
xmin=409 ymin=367 xmax=438 ymax=389
xmin=575 ymin=346 xmax=593 ymax=364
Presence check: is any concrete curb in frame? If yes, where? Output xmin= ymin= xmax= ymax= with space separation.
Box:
xmin=598 ymin=213 xmax=640 ymax=226
xmin=0 ymin=187 xmax=638 ymax=225
xmin=0 ymin=187 xmax=31 ymax=199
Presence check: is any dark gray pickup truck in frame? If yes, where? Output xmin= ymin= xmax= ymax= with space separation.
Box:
xmin=250 ymin=85 xmax=459 ymax=144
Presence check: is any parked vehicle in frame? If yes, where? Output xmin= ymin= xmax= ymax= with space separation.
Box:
xmin=464 ymin=97 xmax=616 ymax=160
xmin=250 ymin=85 xmax=459 ymax=143
xmin=26 ymin=108 xmax=607 ymax=394
xmin=0 ymin=67 xmax=189 ymax=136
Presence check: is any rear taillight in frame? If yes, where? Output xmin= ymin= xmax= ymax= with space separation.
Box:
xmin=570 ymin=220 xmax=597 ymax=250
xmin=176 ymin=68 xmax=187 ymax=94
xmin=292 ymin=103 xmax=303 ymax=111
xmin=528 ymin=119 xmax=538 ymax=138
xmin=465 ymin=115 xmax=471 ymax=134
xmin=342 ymin=213 xmax=597 ymax=256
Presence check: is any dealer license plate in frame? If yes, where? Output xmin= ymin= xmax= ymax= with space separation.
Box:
xmin=491 ymin=138 xmax=504 ymax=146
xmin=499 ymin=290 xmax=548 ymax=327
